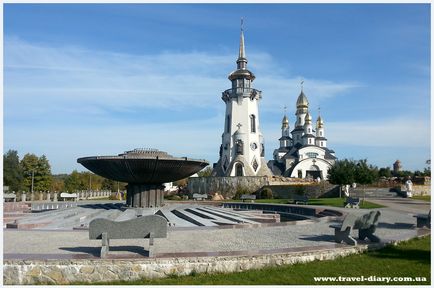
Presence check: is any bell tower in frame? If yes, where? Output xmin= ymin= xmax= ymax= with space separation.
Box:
xmin=212 ymin=21 xmax=272 ymax=177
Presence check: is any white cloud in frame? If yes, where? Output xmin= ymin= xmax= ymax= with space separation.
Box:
xmin=327 ymin=117 xmax=430 ymax=148
xmin=5 ymin=37 xmax=356 ymax=120
xmin=8 ymin=37 xmax=424 ymax=173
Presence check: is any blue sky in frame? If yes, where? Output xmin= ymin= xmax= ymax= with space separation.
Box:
xmin=4 ymin=3 xmax=431 ymax=174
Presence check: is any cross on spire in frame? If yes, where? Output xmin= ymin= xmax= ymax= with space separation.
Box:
xmin=236 ymin=123 xmax=242 ymax=130
xmin=241 ymin=17 xmax=244 ymax=31
xmin=300 ymin=79 xmax=304 ymax=91
xmin=284 ymin=105 xmax=287 ymax=115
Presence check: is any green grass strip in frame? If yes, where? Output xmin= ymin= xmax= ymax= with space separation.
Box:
xmin=411 ymin=195 xmax=431 ymax=202
xmin=252 ymin=197 xmax=385 ymax=209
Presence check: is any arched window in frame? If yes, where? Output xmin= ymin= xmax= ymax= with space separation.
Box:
xmin=320 ymin=131 xmax=322 ymax=136
xmin=235 ymin=163 xmax=244 ymax=176
xmin=250 ymin=115 xmax=256 ymax=133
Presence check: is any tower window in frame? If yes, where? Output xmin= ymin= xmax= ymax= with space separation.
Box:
xmin=235 ymin=163 xmax=244 ymax=176
xmin=308 ymin=128 xmax=311 ymax=133
xmin=320 ymin=131 xmax=322 ymax=136
xmin=250 ymin=114 xmax=256 ymax=133
xmin=226 ymin=115 xmax=231 ymax=133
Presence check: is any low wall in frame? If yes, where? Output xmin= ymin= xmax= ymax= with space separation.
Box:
xmin=4 ymin=245 xmax=370 ymax=285
xmin=188 ymin=176 xmax=269 ymax=198
xmin=264 ymin=183 xmax=339 ymax=199
xmin=187 ymin=177 xmax=339 ymax=199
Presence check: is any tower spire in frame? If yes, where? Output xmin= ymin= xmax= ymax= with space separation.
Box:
xmin=237 ymin=18 xmax=247 ymax=69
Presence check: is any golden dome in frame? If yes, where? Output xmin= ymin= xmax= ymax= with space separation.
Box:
xmin=296 ymin=90 xmax=309 ymax=108
xmin=305 ymin=112 xmax=312 ymax=123
xmin=316 ymin=115 xmax=324 ymax=128
xmin=281 ymin=115 xmax=289 ymax=129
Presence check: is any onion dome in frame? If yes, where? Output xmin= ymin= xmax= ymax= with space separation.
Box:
xmin=282 ymin=115 xmax=289 ymax=128
xmin=305 ymin=112 xmax=312 ymax=124
xmin=316 ymin=115 xmax=324 ymax=128
xmin=296 ymin=90 xmax=309 ymax=108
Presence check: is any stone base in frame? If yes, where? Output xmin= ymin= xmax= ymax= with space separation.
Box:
xmin=126 ymin=184 xmax=165 ymax=208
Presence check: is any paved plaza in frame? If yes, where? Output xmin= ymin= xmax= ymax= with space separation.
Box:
xmin=3 ymin=198 xmax=430 ymax=260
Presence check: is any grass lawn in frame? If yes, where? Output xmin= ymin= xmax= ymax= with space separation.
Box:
xmin=308 ymin=197 xmax=385 ymax=209
xmin=411 ymin=195 xmax=431 ymax=202
xmin=252 ymin=197 xmax=385 ymax=209
xmin=91 ymin=236 xmax=430 ymax=285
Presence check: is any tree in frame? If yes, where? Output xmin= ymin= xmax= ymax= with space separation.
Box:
xmin=34 ymin=155 xmax=52 ymax=191
xmin=378 ymin=167 xmax=392 ymax=178
xmin=20 ymin=153 xmax=39 ymax=192
xmin=101 ymin=178 xmax=126 ymax=192
xmin=328 ymin=159 xmax=357 ymax=187
xmin=197 ymin=166 xmax=212 ymax=177
xmin=355 ymin=159 xmax=378 ymax=201
xmin=3 ymin=150 xmax=23 ymax=192
xmin=355 ymin=159 xmax=378 ymax=186
xmin=64 ymin=170 xmax=86 ymax=192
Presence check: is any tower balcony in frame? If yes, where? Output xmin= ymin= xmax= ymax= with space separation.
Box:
xmin=221 ymin=88 xmax=262 ymax=102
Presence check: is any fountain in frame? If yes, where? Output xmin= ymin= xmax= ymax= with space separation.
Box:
xmin=77 ymin=148 xmax=208 ymax=208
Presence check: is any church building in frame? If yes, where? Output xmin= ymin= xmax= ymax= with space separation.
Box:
xmin=268 ymin=88 xmax=337 ymax=179
xmin=212 ymin=26 xmax=272 ymax=177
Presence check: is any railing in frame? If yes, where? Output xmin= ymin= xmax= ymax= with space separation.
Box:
xmin=222 ymin=88 xmax=262 ymax=98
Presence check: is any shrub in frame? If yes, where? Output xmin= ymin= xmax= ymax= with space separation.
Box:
xmin=260 ymin=188 xmax=273 ymax=199
xmin=294 ymin=185 xmax=306 ymax=195
xmin=165 ymin=195 xmax=182 ymax=201
xmin=233 ymin=185 xmax=251 ymax=200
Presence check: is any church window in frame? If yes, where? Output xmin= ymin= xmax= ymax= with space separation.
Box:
xmin=320 ymin=131 xmax=322 ymax=136
xmin=235 ymin=163 xmax=244 ymax=176
xmin=250 ymin=115 xmax=256 ymax=133
xmin=307 ymin=152 xmax=318 ymax=158
xmin=298 ymin=170 xmax=302 ymax=178
xmin=226 ymin=115 xmax=231 ymax=133
xmin=308 ymin=128 xmax=311 ymax=133
xmin=320 ymin=141 xmax=323 ymax=146
xmin=309 ymin=139 xmax=312 ymax=144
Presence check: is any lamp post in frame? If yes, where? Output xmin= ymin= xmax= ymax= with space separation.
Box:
xmin=31 ymin=170 xmax=34 ymax=194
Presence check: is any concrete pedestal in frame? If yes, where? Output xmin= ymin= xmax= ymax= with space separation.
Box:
xmin=126 ymin=184 xmax=165 ymax=208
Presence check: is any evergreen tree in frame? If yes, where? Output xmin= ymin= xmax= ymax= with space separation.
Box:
xmin=35 ymin=155 xmax=52 ymax=191
xmin=3 ymin=150 xmax=23 ymax=192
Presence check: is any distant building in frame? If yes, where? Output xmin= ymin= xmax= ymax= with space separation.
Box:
xmin=393 ymin=160 xmax=402 ymax=174
xmin=268 ymin=88 xmax=337 ymax=179
xmin=212 ymin=25 xmax=272 ymax=177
